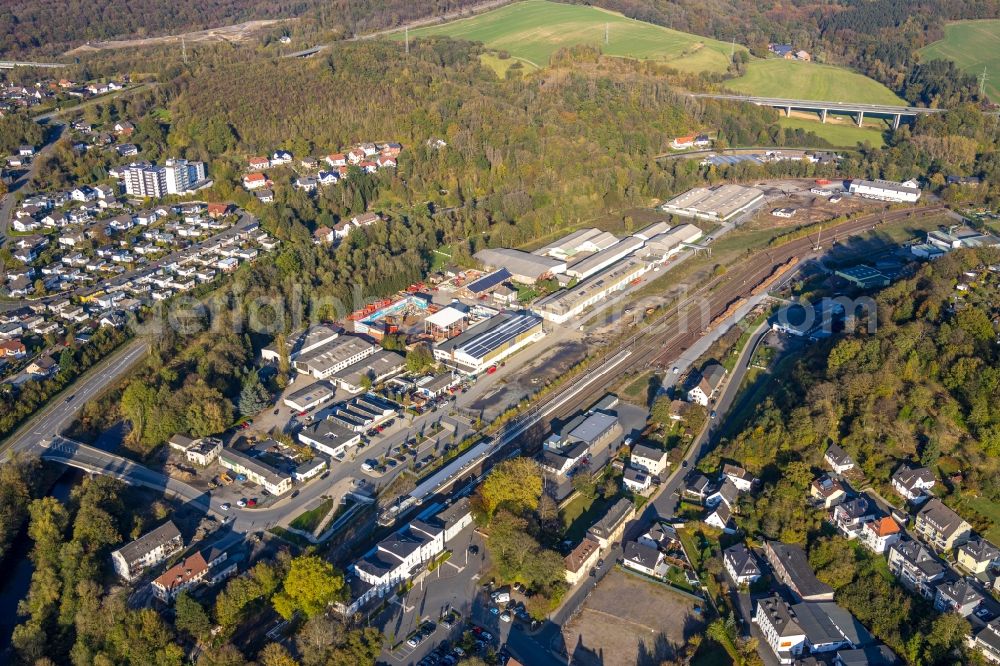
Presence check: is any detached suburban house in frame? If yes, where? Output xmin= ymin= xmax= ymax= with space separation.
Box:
xmin=622 ymin=541 xmax=668 ymax=578
xmin=724 ymin=543 xmax=762 ymax=586
xmin=957 ymin=539 xmax=1000 ymax=576
xmin=722 ymin=463 xmax=755 ymax=492
xmin=860 ymin=517 xmax=902 ymax=555
xmin=630 ymin=443 xmax=669 ymax=479
xmin=824 ymin=443 xmax=855 ymax=474
xmin=891 ymin=465 xmax=936 ymax=502
xmin=687 ymin=362 xmax=726 ymax=406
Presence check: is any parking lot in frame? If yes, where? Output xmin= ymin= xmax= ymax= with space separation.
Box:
xmin=377 ymin=524 xmax=494 ymax=665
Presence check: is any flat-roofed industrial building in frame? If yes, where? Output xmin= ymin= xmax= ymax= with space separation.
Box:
xmin=433 ymin=310 xmax=545 ymax=374
xmin=532 ymin=255 xmax=650 ymax=324
xmin=293 ymin=335 xmax=378 ymax=380
xmin=565 ymin=236 xmax=645 ymax=280
xmin=660 ymin=184 xmax=765 ymax=222
xmin=642 ymin=223 xmax=704 ymax=261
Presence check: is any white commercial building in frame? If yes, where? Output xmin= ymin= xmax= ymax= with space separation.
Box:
xmin=433 ymin=310 xmax=545 ymax=374
xmin=293 ymin=335 xmax=378 ymax=380
xmin=219 ymin=449 xmax=293 ymax=496
xmin=298 ymin=418 xmax=362 ymax=458
xmin=565 ymin=236 xmax=645 ymax=280
xmin=848 ymin=179 xmax=920 ymax=203
xmin=338 ymin=498 xmax=472 ymax=616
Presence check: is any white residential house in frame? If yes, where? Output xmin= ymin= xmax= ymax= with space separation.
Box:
xmin=630 ymin=444 xmax=669 ymax=479
xmin=706 ymin=500 xmax=735 ymax=532
xmin=687 ymin=362 xmax=726 ymax=406
xmin=722 ymin=464 xmax=755 ymax=492
xmin=892 ymin=465 xmax=936 ymax=502
xmin=724 ymin=543 xmax=762 ymax=586
xmin=622 ymin=468 xmax=651 ymax=493
xmin=622 ymin=541 xmax=668 ymax=578
xmin=860 ymin=517 xmax=902 ymax=555
xmin=824 ymin=444 xmax=855 ymax=474
xmin=934 ymin=578 xmax=984 ymax=617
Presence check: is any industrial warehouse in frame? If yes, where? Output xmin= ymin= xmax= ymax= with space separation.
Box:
xmin=432 ymin=310 xmax=545 ymax=374
xmin=532 ymin=223 xmax=703 ymax=324
xmin=659 ymin=183 xmax=766 ymax=221
xmin=847 ymin=178 xmax=921 ymax=203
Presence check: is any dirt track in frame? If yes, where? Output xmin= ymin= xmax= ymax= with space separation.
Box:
xmin=65 ymin=19 xmax=288 ymax=55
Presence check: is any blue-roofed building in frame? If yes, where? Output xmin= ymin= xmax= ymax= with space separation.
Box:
xmin=770 ymin=43 xmax=794 ymax=58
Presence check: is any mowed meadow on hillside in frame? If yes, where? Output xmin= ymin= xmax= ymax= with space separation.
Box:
xmin=920 ymin=20 xmax=1000 ymax=102
xmin=396 ymin=0 xmax=744 ymax=73
xmin=727 ymin=59 xmax=907 ymax=105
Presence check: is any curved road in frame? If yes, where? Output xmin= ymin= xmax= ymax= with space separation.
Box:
xmin=0 ymin=338 xmax=150 ymax=461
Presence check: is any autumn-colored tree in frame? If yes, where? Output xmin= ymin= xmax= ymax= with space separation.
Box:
xmin=476 ymin=458 xmax=542 ymax=518
xmin=272 ymin=555 xmax=345 ymax=619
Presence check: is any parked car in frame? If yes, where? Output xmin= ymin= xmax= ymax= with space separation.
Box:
xmin=219 ymin=502 xmax=231 ymax=511
xmin=500 ymin=612 xmax=512 ymax=623
xmin=237 ymin=498 xmax=248 ymax=508
xmin=247 ymin=498 xmax=257 ymax=507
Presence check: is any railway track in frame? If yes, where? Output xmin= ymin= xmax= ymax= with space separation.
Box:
xmin=541 ymin=204 xmax=943 ymax=422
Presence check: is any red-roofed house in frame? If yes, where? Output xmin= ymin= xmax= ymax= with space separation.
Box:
xmin=207 ymin=203 xmax=232 ymax=218
xmin=151 ymin=552 xmax=209 ymax=601
xmin=243 ymin=173 xmax=267 ymax=190
xmin=376 ymin=155 xmax=397 ymax=168
xmin=314 ymin=226 xmax=334 ymax=244
xmin=325 ymin=153 xmax=347 ymax=167
xmin=860 ymin=517 xmax=902 ymax=554
xmin=0 ymin=339 xmax=26 ymax=358
xmin=359 ymin=160 xmax=378 ymax=174
xmin=247 ymin=156 xmax=270 ymax=171
xmin=347 ymin=148 xmax=365 ymax=164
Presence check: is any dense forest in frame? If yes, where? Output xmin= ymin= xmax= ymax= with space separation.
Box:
xmin=699 ymin=249 xmax=1000 ymax=663
xmin=0 ymin=114 xmax=44 ymax=155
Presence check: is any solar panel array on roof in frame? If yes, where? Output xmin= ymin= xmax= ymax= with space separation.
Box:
xmin=460 ymin=312 xmax=542 ymax=360
xmin=466 ymin=268 xmax=511 ymax=294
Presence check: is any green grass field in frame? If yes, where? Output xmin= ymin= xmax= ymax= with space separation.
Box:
xmin=728 ymin=59 xmax=906 ymax=105
xmin=399 ymin=0 xmax=743 ymax=73
xmin=920 ymin=20 xmax=1000 ymax=102
xmin=778 ymin=117 xmax=887 ymax=148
